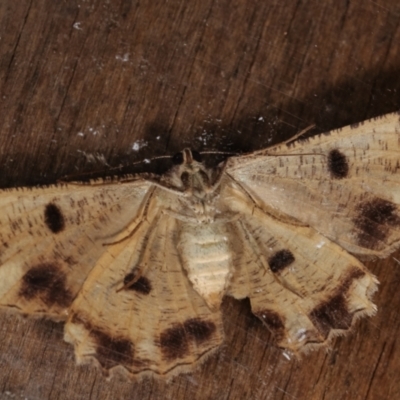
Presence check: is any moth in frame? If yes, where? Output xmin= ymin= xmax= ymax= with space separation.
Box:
xmin=1 ymin=112 xmax=400 ymax=380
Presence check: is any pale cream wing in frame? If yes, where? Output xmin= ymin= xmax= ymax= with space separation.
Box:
xmin=64 ymin=211 xmax=223 ymax=379
xmin=224 ymin=185 xmax=378 ymax=352
xmin=226 ymin=112 xmax=400 ymax=257
xmin=0 ymin=177 xmax=152 ymax=318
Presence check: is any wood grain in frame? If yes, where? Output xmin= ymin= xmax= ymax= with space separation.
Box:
xmin=1 ymin=0 xmax=400 ymax=399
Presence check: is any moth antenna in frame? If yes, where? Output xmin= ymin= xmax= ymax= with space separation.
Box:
xmin=392 ymin=257 xmax=400 ymax=266
xmin=57 ymin=153 xmax=174 ymax=182
xmin=199 ymin=126 xmax=316 ymax=159
xmin=266 ymin=151 xmax=327 ymax=158
xmin=281 ymin=124 xmax=316 ymax=145
xmin=103 ymin=188 xmax=156 ymax=246
xmin=200 ymin=150 xmax=238 ymax=156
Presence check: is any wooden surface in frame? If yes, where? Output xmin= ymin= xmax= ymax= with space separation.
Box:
xmin=1 ymin=1 xmax=400 ymax=399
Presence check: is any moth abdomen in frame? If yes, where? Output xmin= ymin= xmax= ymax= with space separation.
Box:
xmin=178 ymin=223 xmax=232 ymax=310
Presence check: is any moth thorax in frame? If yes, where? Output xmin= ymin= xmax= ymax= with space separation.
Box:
xmin=180 ymin=169 xmax=211 ymax=196
xmin=177 ymin=223 xmax=232 ymax=310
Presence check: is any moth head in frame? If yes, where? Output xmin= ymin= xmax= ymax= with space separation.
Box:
xmin=170 ymin=148 xmax=213 ymax=196
xmin=172 ymin=148 xmax=203 ymax=166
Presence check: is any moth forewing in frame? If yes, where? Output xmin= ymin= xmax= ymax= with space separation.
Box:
xmin=226 ymin=112 xmax=400 ymax=258
xmin=0 ymin=180 xmax=151 ymax=318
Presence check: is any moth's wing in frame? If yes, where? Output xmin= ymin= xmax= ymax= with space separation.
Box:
xmin=64 ymin=211 xmax=223 ymax=379
xmin=226 ymin=112 xmax=400 ymax=257
xmin=224 ymin=185 xmax=378 ymax=352
xmin=0 ymin=178 xmax=152 ymax=319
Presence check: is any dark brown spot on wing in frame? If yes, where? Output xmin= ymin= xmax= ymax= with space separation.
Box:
xmin=353 ymin=197 xmax=400 ymax=249
xmin=328 ymin=149 xmax=349 ymax=179
xmin=268 ymin=249 xmax=295 ymax=273
xmin=184 ymin=318 xmax=216 ymax=344
xmin=255 ymin=309 xmax=285 ymax=341
xmin=19 ymin=263 xmax=73 ymax=308
xmin=309 ymin=267 xmax=366 ymax=337
xmin=341 ymin=268 xmax=366 ymax=289
xmin=159 ymin=324 xmax=188 ymax=361
xmin=123 ymin=273 xmax=152 ymax=295
xmin=359 ymin=198 xmax=398 ymax=224
xmin=44 ymin=203 xmax=65 ymax=233
xmin=71 ymin=314 xmax=135 ymax=369
xmin=92 ymin=329 xmax=134 ymax=369
xmin=159 ymin=318 xmax=217 ymax=361
xmin=309 ymin=294 xmax=352 ymax=338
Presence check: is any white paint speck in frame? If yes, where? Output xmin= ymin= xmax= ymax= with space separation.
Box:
xmin=296 ymin=328 xmax=307 ymax=342
xmin=116 ymin=53 xmax=130 ymax=62
xmin=132 ymin=139 xmax=148 ymax=151
xmin=88 ymin=127 xmax=99 ymax=136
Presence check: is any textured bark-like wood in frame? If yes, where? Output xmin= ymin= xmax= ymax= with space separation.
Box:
xmin=1 ymin=0 xmax=400 ymax=399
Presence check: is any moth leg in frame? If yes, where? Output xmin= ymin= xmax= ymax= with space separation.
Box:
xmin=116 ymin=213 xmax=163 ymax=292
xmin=208 ymin=160 xmax=229 ymax=191
xmin=103 ymin=187 xmax=156 ymax=246
xmin=225 ymin=173 xmax=309 ymax=227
